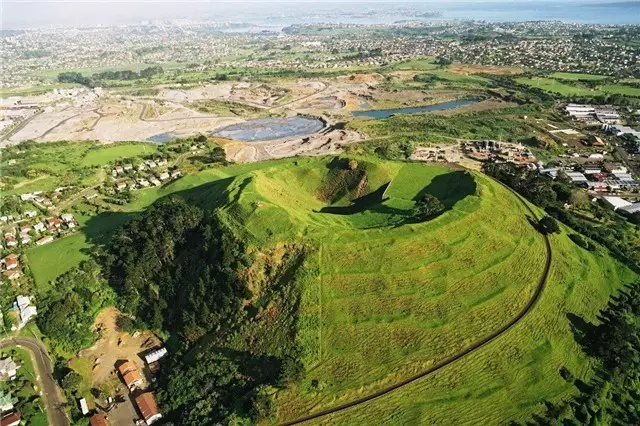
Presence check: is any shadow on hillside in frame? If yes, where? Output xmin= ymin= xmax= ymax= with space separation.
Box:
xmin=413 ymin=171 xmax=477 ymax=209
xmin=82 ymin=177 xmax=238 ymax=249
xmin=316 ymin=170 xmax=477 ymax=225
xmin=317 ymin=182 xmax=406 ymax=216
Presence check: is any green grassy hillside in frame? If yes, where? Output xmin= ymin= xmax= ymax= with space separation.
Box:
xmin=25 ymin=156 xmax=637 ymax=424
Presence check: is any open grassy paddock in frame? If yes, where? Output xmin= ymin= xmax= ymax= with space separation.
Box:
xmin=23 ymin=155 xmax=637 ymax=424
xmin=1 ymin=141 xmax=161 ymax=196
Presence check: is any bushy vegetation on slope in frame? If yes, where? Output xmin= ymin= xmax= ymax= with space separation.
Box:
xmin=522 ymin=283 xmax=640 ymax=425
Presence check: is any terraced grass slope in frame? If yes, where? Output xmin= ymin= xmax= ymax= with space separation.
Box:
xmin=25 ymin=156 xmax=636 ymax=424
xmin=208 ymin=157 xmax=634 ymax=424
xmin=239 ymin=159 xmax=550 ymax=422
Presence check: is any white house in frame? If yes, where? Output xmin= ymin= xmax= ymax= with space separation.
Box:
xmin=145 ymin=347 xmax=168 ymax=365
xmin=602 ymin=196 xmax=632 ymax=211
xmin=0 ymin=357 xmax=20 ymax=380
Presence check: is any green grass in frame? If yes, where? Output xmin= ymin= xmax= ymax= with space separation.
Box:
xmin=1 ymin=141 xmax=160 ymax=196
xmin=517 ymin=76 xmax=640 ymax=98
xmin=80 ymin=143 xmax=157 ymax=167
xmin=23 ymin=156 xmax=637 ymax=425
xmin=305 ymin=226 xmax=636 ymax=425
xmin=600 ymin=83 xmax=640 ymax=97
xmin=390 ymin=58 xmax=438 ymax=71
xmin=515 ymin=77 xmax=602 ymax=96
xmin=549 ymin=72 xmax=608 ymax=81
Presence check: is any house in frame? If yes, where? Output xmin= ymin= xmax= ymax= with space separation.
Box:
xmin=159 ymin=172 xmax=170 ymax=181
xmin=150 ymin=178 xmax=161 ymax=187
xmin=19 ymin=306 xmax=37 ymax=327
xmin=137 ymin=179 xmax=150 ymax=188
xmin=20 ymin=235 xmax=31 ymax=245
xmin=2 ymin=270 xmax=22 ymax=281
xmin=114 ymin=165 xmax=124 ymax=174
xmin=17 ymin=296 xmax=37 ymax=328
xmin=115 ymin=181 xmax=127 ymax=190
xmin=46 ymin=217 xmax=61 ymax=228
xmin=2 ymin=255 xmax=18 ymax=271
xmin=145 ymin=347 xmax=168 ymax=365
xmin=61 ymin=214 xmax=74 ymax=224
xmin=4 ymin=236 xmax=17 ymax=248
xmin=170 ymin=170 xmax=181 ymax=178
xmin=588 ymin=153 xmax=604 ymax=160
xmin=604 ymin=163 xmax=627 ymax=174
xmin=619 ymin=202 xmax=640 ymax=216
xmin=602 ymin=196 xmax=632 ymax=211
xmin=24 ymin=211 xmax=37 ymax=218
xmin=539 ymin=168 xmax=559 ymax=179
xmin=0 ymin=358 xmax=20 ymax=380
xmin=135 ymin=392 xmax=162 ymax=425
xmin=36 ymin=236 xmax=54 ymax=246
xmin=16 ymin=296 xmax=30 ymax=311
xmin=79 ymin=398 xmax=89 ymax=415
xmin=117 ymin=361 xmax=143 ymax=390
xmin=583 ymin=165 xmax=602 ymax=175
xmin=33 ymin=222 xmax=45 ymax=233
xmin=89 ymin=413 xmax=108 ymax=426
xmin=0 ymin=411 xmax=21 ymax=426
xmin=18 ymin=225 xmax=30 ymax=234
xmin=565 ymin=172 xmax=588 ymax=185
xmin=0 ymin=391 xmax=16 ymax=412
xmin=123 ymin=163 xmax=133 ymax=171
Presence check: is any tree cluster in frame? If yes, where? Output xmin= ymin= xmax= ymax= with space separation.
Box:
xmin=521 ymin=283 xmax=640 ymax=425
xmin=37 ymin=260 xmax=115 ymax=353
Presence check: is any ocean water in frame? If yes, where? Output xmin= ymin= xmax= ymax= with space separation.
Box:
xmin=436 ymin=1 xmax=640 ymax=25
xmin=3 ymin=1 xmax=639 ymax=30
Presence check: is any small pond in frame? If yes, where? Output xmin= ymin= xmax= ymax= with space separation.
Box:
xmin=212 ymin=116 xmax=325 ymax=142
xmin=352 ymin=99 xmax=478 ymax=119
xmin=147 ymin=132 xmax=179 ymax=143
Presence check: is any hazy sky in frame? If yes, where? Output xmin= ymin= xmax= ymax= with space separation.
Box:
xmin=2 ymin=1 xmax=636 ymax=30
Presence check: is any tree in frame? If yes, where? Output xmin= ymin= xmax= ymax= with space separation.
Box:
xmin=413 ymin=194 xmax=445 ymax=222
xmin=61 ymin=371 xmax=82 ymax=390
xmin=538 ymin=216 xmax=560 ymax=234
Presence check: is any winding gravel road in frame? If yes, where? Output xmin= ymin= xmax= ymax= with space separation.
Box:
xmin=0 ymin=337 xmax=69 ymax=426
xmin=279 ymin=179 xmax=552 ymax=426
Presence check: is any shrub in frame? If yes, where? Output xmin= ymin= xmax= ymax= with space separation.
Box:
xmin=539 ymin=216 xmax=560 ymax=234
xmin=413 ymin=194 xmax=445 ymax=222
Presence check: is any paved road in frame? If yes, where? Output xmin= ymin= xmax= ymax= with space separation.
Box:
xmin=0 ymin=337 xmax=70 ymax=426
xmin=0 ymin=110 xmax=43 ymax=143
xmin=279 ymin=179 xmax=553 ymax=426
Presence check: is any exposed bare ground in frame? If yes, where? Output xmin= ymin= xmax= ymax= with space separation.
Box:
xmin=77 ymin=307 xmax=161 ymax=388
xmin=450 ymin=64 xmax=525 ymax=75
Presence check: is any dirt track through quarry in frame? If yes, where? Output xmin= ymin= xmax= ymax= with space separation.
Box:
xmin=279 ymin=178 xmax=553 ymax=426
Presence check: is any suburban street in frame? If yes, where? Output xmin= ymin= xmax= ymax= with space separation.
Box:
xmin=0 ymin=337 xmax=69 ymax=426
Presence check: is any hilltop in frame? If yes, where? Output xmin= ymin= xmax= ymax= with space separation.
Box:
xmin=86 ymin=156 xmax=636 ymax=424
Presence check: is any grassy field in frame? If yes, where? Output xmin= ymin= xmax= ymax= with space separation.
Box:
xmin=515 ymin=77 xmax=601 ymax=96
xmin=1 ymin=141 xmax=160 ymax=196
xmin=549 ymin=72 xmax=608 ymax=81
xmin=305 ymin=227 xmax=636 ymax=425
xmin=516 ymin=76 xmax=640 ymax=98
xmin=23 ymin=156 xmax=637 ymax=425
